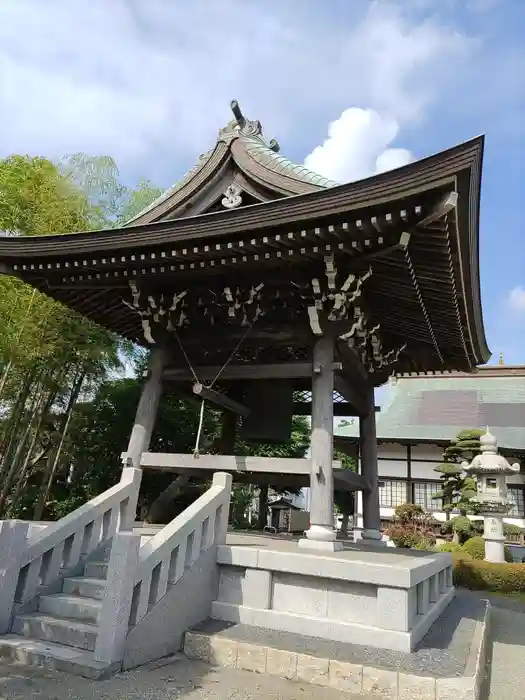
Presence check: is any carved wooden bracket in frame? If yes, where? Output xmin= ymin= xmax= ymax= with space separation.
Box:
xmin=307 ymin=256 xmax=372 ymax=336
xmin=122 ymin=281 xmax=267 ymax=343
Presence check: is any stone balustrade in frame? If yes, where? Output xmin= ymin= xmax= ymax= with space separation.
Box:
xmin=0 ymin=467 xmax=142 ymax=631
xmin=94 ymin=471 xmax=232 ymax=665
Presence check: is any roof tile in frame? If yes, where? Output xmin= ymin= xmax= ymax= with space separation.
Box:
xmin=336 ymin=371 xmax=525 ymax=451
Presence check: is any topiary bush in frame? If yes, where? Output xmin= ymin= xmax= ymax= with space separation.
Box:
xmin=453 ymin=556 xmax=525 ymax=592
xmin=436 ymin=542 xmax=464 ymax=553
xmin=462 ymin=536 xmax=514 ymax=562
xmin=504 ymin=523 xmax=525 ymax=536
xmin=439 ymin=515 xmax=481 ymax=542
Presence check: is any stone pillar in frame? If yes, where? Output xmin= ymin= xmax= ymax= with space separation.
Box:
xmin=94 ymin=531 xmax=141 ymax=664
xmin=125 ymin=347 xmax=167 ymax=470
xmin=360 ymin=383 xmax=384 ymax=546
xmin=484 ymin=515 xmax=506 ymax=563
xmin=0 ymin=520 xmax=29 ymax=633
xmin=299 ymin=335 xmax=343 ymax=552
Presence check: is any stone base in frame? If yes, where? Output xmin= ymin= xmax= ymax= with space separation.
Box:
xmin=185 ymin=592 xmax=490 ymax=700
xmin=214 ymin=538 xmax=456 ymax=653
xmin=298 ymin=538 xmax=344 ymax=553
xmin=353 ymin=527 xmax=388 ymax=547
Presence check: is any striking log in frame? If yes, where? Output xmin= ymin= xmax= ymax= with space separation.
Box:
xmin=192 ymin=383 xmax=251 ymax=417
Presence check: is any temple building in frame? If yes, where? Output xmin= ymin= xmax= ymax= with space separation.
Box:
xmin=0 ymin=101 xmax=492 ymax=675
xmin=336 ymin=364 xmax=525 ymax=528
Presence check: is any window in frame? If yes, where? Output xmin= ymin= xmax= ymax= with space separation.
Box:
xmin=507 ymin=487 xmax=525 ymax=517
xmin=413 ymin=481 xmax=442 ymax=511
xmin=379 ymin=480 xmax=406 ymax=508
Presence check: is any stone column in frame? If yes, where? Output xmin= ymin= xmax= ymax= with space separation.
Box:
xmin=121 ymin=347 xmax=167 ymax=529
xmin=484 ymin=515 xmax=506 ymax=563
xmin=360 ymin=383 xmax=384 ymax=545
xmin=299 ymin=335 xmax=343 ymax=552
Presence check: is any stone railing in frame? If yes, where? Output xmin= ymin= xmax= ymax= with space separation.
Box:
xmin=94 ymin=471 xmax=232 ymax=665
xmin=0 ymin=467 xmax=142 ymax=631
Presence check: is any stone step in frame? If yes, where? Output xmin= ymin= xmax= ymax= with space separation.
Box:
xmin=38 ymin=594 xmax=101 ymax=624
xmin=0 ymin=634 xmax=118 ymax=679
xmin=12 ymin=613 xmax=98 ymax=652
xmin=184 ymin=594 xmax=490 ymax=700
xmin=62 ymin=576 xmax=107 ymax=600
xmin=84 ymin=561 xmax=108 ymax=579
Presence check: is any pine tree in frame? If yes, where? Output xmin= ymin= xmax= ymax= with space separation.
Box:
xmin=433 ymin=428 xmax=483 ymax=519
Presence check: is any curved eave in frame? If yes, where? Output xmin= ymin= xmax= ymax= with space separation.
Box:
xmin=126 ymin=142 xmax=230 ymax=226
xmin=0 ymin=136 xmax=489 ymax=367
xmin=0 ymin=136 xmax=485 ymax=252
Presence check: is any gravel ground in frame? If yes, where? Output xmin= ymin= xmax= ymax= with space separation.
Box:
xmin=0 ymin=656 xmax=366 ymax=700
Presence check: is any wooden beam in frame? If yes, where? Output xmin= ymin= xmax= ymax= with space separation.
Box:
xmin=164 ymin=362 xmax=343 ymax=382
xmin=192 ymin=383 xmax=250 ymax=417
xmin=134 ymin=451 xmax=368 ymax=492
xmin=136 ymin=452 xmax=342 ymax=475
xmin=293 ymin=402 xmax=359 ymax=417
xmin=333 ymin=374 xmax=368 ymax=416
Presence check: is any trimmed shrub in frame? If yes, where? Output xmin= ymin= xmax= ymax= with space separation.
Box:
xmin=472 ymin=520 xmax=484 ymax=535
xmin=436 ymin=542 xmax=464 ymax=553
xmin=504 ymin=523 xmax=524 ymax=536
xmin=453 ymin=556 xmax=525 ymax=592
xmin=462 ymin=536 xmax=514 ymax=563
xmin=440 ymin=515 xmax=482 ymax=542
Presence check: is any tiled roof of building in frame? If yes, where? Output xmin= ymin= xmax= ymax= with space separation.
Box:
xmin=336 ymin=366 xmax=525 ymax=452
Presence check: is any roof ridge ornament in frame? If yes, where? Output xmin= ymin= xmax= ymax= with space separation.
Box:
xmin=218 ymin=100 xmax=280 ymax=152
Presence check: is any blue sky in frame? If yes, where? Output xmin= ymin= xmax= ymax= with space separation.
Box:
xmin=0 ymin=0 xmax=524 ymax=366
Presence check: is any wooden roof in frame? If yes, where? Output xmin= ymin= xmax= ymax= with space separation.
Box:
xmin=0 ymin=110 xmax=490 ymax=384
xmin=126 ymin=100 xmax=336 ymax=225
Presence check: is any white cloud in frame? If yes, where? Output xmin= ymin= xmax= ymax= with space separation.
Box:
xmin=0 ymin=0 xmax=476 ymax=183
xmin=304 ymin=108 xmax=413 ymax=183
xmin=507 ymin=287 xmax=525 ymax=314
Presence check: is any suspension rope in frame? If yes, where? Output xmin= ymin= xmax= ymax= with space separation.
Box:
xmin=173 ymin=323 xmax=255 ymax=457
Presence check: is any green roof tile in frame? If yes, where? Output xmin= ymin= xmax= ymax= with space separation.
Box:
xmin=336 ymin=371 xmax=525 ymax=451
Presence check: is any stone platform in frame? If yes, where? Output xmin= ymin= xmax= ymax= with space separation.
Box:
xmin=185 ymin=591 xmax=490 ymax=700
xmin=213 ymin=534 xmax=455 ymax=653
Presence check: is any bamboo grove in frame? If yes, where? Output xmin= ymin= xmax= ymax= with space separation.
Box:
xmin=0 ymin=153 xmax=162 ymax=520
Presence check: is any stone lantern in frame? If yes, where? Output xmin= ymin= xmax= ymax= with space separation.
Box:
xmin=461 ymin=428 xmax=520 ymax=563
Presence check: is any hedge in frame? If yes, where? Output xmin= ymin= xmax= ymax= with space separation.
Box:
xmin=462 ymin=536 xmax=514 ymax=563
xmin=453 ymin=554 xmax=525 ymax=593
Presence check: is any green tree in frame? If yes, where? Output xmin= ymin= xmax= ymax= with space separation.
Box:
xmin=333 ymin=450 xmax=356 ymax=539
xmin=433 ymin=428 xmax=483 ymax=524
xmin=0 ymin=153 xmax=152 ymax=518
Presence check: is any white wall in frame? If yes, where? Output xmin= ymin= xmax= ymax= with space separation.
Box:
xmin=353 ymin=442 xmax=525 ymax=529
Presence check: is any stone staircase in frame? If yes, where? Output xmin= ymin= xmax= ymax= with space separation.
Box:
xmin=0 ymin=553 xmax=113 ymax=678
xmin=0 ymin=471 xmax=233 ymax=678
